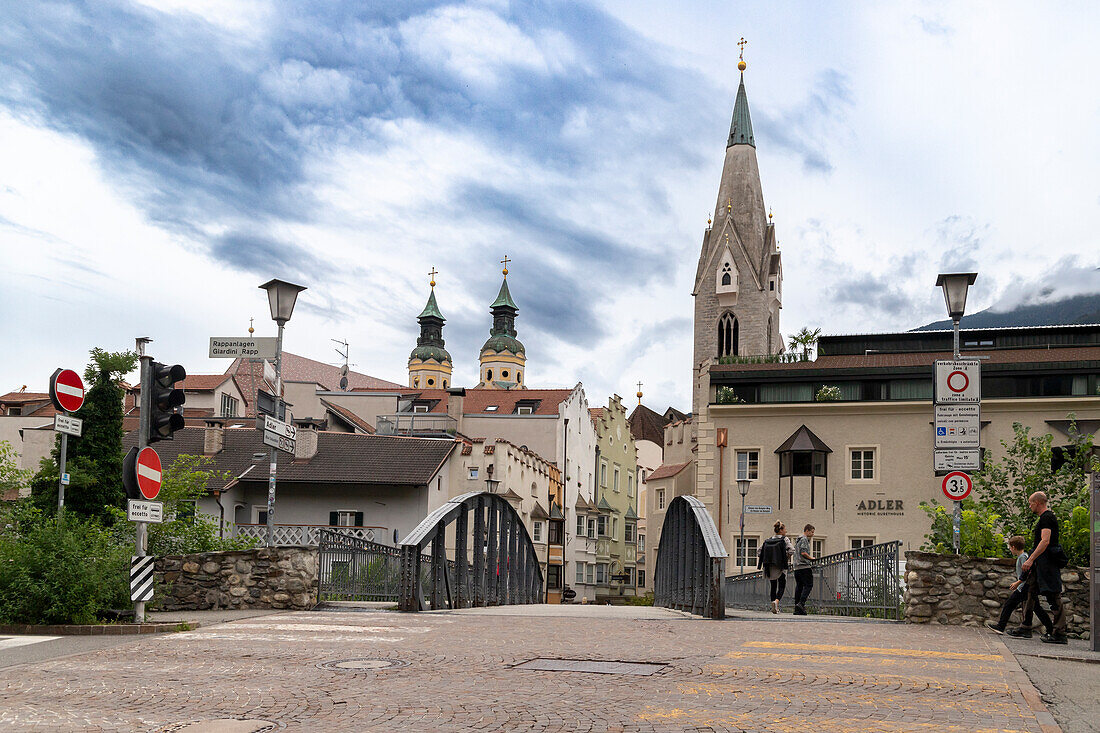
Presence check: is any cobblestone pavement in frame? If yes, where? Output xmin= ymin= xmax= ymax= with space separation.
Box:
xmin=0 ymin=606 xmax=1060 ymax=732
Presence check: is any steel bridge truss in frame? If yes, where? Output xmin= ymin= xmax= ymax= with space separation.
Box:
xmin=398 ymin=491 xmax=544 ymax=612
xmin=653 ymin=496 xmax=728 ymax=619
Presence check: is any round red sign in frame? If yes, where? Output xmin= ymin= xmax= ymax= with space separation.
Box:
xmin=941 ymin=471 xmax=972 ymax=501
xmin=135 ymin=447 xmax=162 ymax=500
xmin=947 ymin=370 xmax=970 ymax=393
xmin=50 ymin=369 xmax=85 ymax=413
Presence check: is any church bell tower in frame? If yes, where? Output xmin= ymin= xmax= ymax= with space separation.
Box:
xmin=408 ymin=268 xmax=453 ymax=390
xmin=477 ymin=257 xmax=527 ymax=390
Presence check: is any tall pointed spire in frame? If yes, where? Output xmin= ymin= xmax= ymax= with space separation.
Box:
xmin=728 ymin=38 xmax=755 ymax=148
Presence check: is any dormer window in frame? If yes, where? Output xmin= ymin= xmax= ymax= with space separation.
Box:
xmin=717 ymin=258 xmax=737 ymax=296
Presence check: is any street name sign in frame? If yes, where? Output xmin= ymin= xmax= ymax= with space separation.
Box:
xmin=934 ymin=449 xmax=981 ymax=472
xmin=745 ymin=505 xmax=773 ymax=514
xmin=135 ymin=447 xmax=162 ymax=500
xmin=54 ymin=413 xmax=83 ymax=437
xmin=208 ymin=337 xmax=278 ymax=359
xmin=49 ymin=368 xmax=85 ymax=413
xmin=263 ymin=430 xmax=296 ymax=454
xmin=934 ymin=360 xmax=981 ymax=404
xmin=127 ymin=499 xmax=164 ymax=524
xmin=941 ymin=471 xmax=972 ymax=501
xmin=263 ymin=414 xmax=296 ymax=440
xmin=934 ymin=404 xmax=980 ymax=449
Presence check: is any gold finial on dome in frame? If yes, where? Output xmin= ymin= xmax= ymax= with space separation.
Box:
xmin=429 ymin=266 xmax=438 ymax=288
xmin=248 ymin=317 xmax=254 ymax=335
xmin=636 ymin=381 xmax=644 ymax=405
xmin=738 ymin=37 xmax=747 ymax=71
xmin=768 ymin=208 xmax=773 ymax=220
xmin=501 ymin=254 xmax=511 ymax=277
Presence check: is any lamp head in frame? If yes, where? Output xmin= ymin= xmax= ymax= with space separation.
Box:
xmin=737 ymin=479 xmax=751 ymax=497
xmin=259 ymin=278 xmax=307 ymax=324
xmin=934 ymin=272 xmax=977 ymax=321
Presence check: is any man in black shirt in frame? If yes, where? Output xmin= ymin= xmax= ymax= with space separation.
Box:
xmin=1006 ymin=491 xmax=1067 ymax=644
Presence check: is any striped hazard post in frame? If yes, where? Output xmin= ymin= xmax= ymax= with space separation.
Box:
xmin=130 ymin=555 xmax=155 ymax=602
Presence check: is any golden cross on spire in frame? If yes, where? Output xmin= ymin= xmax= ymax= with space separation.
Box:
xmin=501 ymin=255 xmax=511 ymax=276
xmin=636 ymin=381 xmax=644 ymax=404
xmin=248 ymin=317 xmax=254 ymax=335
xmin=428 ymin=266 xmax=438 ymax=288
xmin=738 ymin=37 xmax=746 ymax=60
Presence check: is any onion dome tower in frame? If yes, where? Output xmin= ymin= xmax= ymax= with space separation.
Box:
xmin=408 ymin=268 xmax=452 ymax=390
xmin=477 ymin=256 xmax=526 ymax=390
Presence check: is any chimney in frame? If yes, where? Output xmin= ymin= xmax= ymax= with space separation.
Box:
xmin=446 ymin=387 xmax=465 ymax=431
xmin=294 ymin=423 xmax=319 ymax=460
xmin=204 ymin=419 xmax=225 ymax=456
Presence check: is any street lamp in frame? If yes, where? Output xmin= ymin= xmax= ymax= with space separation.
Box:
xmin=484 ymin=478 xmax=500 ymax=493
xmin=737 ymin=479 xmax=750 ymax=575
xmin=935 ymin=272 xmax=976 ymax=555
xmin=258 ymin=278 xmax=307 ymax=548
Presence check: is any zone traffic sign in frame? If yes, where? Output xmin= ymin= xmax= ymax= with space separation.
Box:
xmin=941 ymin=471 xmax=972 ymax=502
xmin=49 ymin=368 xmax=85 ymax=413
xmin=135 ymin=447 xmax=163 ymax=500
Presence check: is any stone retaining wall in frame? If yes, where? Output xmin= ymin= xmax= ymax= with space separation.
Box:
xmin=154 ymin=547 xmax=318 ymax=611
xmin=904 ymin=551 xmax=1091 ymax=638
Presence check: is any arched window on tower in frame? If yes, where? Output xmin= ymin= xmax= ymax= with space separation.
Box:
xmin=721 ymin=272 xmax=731 ymax=286
xmin=717 ymin=259 xmax=737 ymax=295
xmin=717 ymin=314 xmax=739 ymax=358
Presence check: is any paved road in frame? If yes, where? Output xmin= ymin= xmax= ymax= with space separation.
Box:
xmin=0 ymin=606 xmax=1059 ymax=732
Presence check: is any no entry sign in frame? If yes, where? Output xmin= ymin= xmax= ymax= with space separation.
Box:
xmin=49 ymin=368 xmax=85 ymax=413
xmin=941 ymin=471 xmax=972 ymax=502
xmin=135 ymin=447 xmax=162 ymax=500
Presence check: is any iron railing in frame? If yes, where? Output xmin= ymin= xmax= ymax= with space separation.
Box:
xmin=318 ymin=530 xmax=403 ymax=602
xmin=375 ymin=414 xmax=458 ymax=437
xmin=653 ymin=496 xmax=728 ymax=619
xmin=724 ymin=540 xmax=904 ymax=619
xmin=237 ymin=524 xmax=384 ymax=546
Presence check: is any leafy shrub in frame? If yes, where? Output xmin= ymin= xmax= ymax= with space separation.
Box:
xmin=919 ymin=498 xmax=1007 ymax=557
xmin=815 ymin=385 xmax=842 ymax=402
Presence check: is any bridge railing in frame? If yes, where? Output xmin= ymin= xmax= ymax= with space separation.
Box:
xmin=724 ymin=540 xmax=904 ymax=619
xmin=653 ymin=496 xmax=728 ymax=619
xmin=317 ymin=530 xmax=404 ymax=602
xmin=398 ymin=491 xmax=544 ymax=612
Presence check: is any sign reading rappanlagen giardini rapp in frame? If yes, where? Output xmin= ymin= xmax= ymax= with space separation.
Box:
xmin=208 ymin=337 xmax=278 ymax=359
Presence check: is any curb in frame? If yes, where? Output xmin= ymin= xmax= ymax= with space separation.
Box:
xmin=1013 ymin=650 xmax=1100 ymax=665
xmin=990 ymin=635 xmax=1063 ymax=733
xmin=0 ymin=622 xmax=195 ymax=636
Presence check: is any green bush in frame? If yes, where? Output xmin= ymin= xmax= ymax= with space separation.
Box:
xmin=0 ymin=504 xmax=129 ymax=624
xmin=919 ymin=498 xmax=1007 ymax=557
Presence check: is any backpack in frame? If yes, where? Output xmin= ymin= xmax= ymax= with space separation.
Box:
xmin=759 ymin=537 xmax=790 ymax=570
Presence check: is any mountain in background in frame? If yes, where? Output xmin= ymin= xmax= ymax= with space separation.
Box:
xmin=916 ymin=292 xmax=1100 ymax=331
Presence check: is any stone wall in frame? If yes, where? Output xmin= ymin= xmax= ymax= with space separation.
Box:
xmin=904 ymin=551 xmax=1092 ymax=638
xmin=154 ymin=547 xmax=318 ymax=611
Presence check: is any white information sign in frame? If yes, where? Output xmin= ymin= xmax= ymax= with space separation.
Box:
xmin=263 ymin=430 xmax=296 ymax=454
xmin=61 ymin=473 xmax=70 ymax=486
xmin=127 ymin=499 xmax=164 ymax=524
xmin=263 ymin=414 xmax=296 ymax=440
xmin=745 ymin=505 xmax=773 ymax=514
xmin=935 ymin=360 xmax=981 ymax=404
xmin=934 ymin=449 xmax=981 ymax=472
xmin=208 ymin=337 xmax=278 ymax=359
xmin=54 ymin=413 xmax=83 ymax=437
xmin=934 ymin=404 xmax=980 ymax=449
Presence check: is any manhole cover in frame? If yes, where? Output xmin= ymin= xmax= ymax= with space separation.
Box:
xmin=513 ymin=658 xmax=667 ymax=676
xmin=318 ymin=658 xmax=409 ymax=671
xmin=156 ymin=720 xmax=279 ymax=733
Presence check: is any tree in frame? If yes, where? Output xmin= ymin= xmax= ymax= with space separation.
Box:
xmin=787 ymin=327 xmax=822 ymax=359
xmin=30 ymin=348 xmax=137 ymax=522
xmin=919 ymin=498 xmax=1006 ymax=557
xmin=0 ymin=441 xmax=31 ymax=500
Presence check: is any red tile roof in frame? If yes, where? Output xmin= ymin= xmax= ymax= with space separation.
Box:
xmin=711 ymin=346 xmax=1100 ymax=373
xmin=588 ymin=407 xmax=604 ymax=426
xmin=321 ymin=399 xmax=375 ymax=434
xmin=130 ymin=374 xmax=231 ymax=392
xmin=0 ymin=391 xmax=50 ymax=404
xmin=647 ymin=461 xmax=691 ymax=481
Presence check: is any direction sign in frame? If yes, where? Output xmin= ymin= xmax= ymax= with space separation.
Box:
xmin=54 ymin=413 xmax=83 ymax=437
xmin=745 ymin=505 xmax=773 ymax=514
xmin=935 ymin=360 xmax=981 ymax=404
xmin=209 ymin=337 xmax=278 ymax=359
xmin=941 ymin=471 xmax=972 ymax=501
xmin=135 ymin=447 xmax=162 ymax=500
xmin=263 ymin=430 xmax=296 ymax=454
xmin=934 ymin=404 xmax=980 ymax=449
xmin=127 ymin=499 xmax=164 ymax=524
xmin=49 ymin=368 xmax=85 ymax=413
xmin=934 ymin=449 xmax=981 ymax=472
xmin=263 ymin=414 xmax=296 ymax=440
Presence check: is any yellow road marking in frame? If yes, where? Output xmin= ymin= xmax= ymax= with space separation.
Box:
xmin=742 ymin=641 xmax=1001 ymax=661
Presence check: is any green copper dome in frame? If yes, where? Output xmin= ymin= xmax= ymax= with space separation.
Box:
xmin=418 ymin=289 xmax=444 ymax=320
xmin=727 ymin=73 xmax=755 ymax=148
xmin=490 ymin=278 xmax=518 ymax=310
xmin=481 ymin=334 xmax=525 ymax=356
xmin=410 ymin=287 xmax=449 ymax=363
xmin=481 ymin=275 xmax=523 ymax=355
xmin=410 ymin=344 xmax=452 ymax=363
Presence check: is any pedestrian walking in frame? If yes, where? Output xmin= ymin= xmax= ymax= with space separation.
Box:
xmin=758 ymin=521 xmax=794 ymax=614
xmin=1006 ymin=492 xmax=1069 ymax=644
xmin=792 ymin=524 xmax=815 ymax=615
xmin=985 ymin=536 xmax=1044 ymax=634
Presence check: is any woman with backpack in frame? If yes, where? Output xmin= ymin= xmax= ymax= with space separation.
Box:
xmin=758 ymin=521 xmax=795 ymax=613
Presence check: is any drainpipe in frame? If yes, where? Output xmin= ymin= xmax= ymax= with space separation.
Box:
xmin=213 ymin=490 xmax=225 ymax=539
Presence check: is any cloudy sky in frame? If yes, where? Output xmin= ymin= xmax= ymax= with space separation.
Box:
xmin=2 ymin=0 xmax=1098 ymax=412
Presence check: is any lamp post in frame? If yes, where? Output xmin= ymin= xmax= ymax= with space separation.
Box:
xmin=737 ymin=479 xmax=750 ymax=575
xmin=259 ymin=278 xmax=307 ymax=548
xmin=935 ymin=272 xmax=977 ymax=554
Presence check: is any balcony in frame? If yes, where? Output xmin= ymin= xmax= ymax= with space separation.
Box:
xmin=235 ymin=524 xmax=388 ymax=547
xmin=375 ymin=413 xmax=457 ymax=438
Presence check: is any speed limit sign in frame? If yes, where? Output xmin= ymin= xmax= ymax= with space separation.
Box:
xmin=941 ymin=471 xmax=972 ymax=501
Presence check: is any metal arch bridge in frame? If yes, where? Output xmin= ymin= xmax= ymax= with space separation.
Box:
xmin=653 ymin=495 xmax=728 ymax=619
xmin=397 ymin=491 xmax=544 ymax=612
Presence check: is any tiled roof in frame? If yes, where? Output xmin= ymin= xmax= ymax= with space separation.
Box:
xmin=129 ymin=374 xmax=230 ymax=392
xmin=0 ymin=391 xmax=50 ymax=404
xmin=122 ymin=427 xmax=456 ymax=488
xmin=627 ymin=404 xmax=668 ymax=445
xmin=320 ymin=399 xmax=375 ymax=434
xmin=711 ymin=346 xmax=1100 ymax=374
xmin=588 ymin=407 xmax=604 ymax=426
xmin=228 ymin=352 xmax=402 ymax=391
xmin=366 ymin=388 xmax=575 ymax=416
xmin=647 ymin=461 xmax=691 ymax=481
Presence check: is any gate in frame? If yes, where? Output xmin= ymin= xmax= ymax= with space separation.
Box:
xmin=398 ymin=491 xmax=544 ymax=612
xmin=724 ymin=540 xmax=903 ymax=619
xmin=653 ymin=496 xmax=727 ymax=619
xmin=317 ymin=530 xmax=403 ymax=602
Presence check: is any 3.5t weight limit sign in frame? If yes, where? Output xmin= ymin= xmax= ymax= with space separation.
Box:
xmin=941 ymin=471 xmax=972 ymax=501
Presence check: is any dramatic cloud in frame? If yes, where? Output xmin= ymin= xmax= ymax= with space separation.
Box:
xmin=989 ymin=260 xmax=1100 ymax=313
xmin=754 ymin=69 xmax=854 ymax=173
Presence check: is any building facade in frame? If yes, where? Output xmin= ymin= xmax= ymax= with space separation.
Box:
xmin=589 ymin=396 xmax=640 ymax=598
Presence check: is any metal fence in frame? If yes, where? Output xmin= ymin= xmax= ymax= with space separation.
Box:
xmin=318 ymin=530 xmax=404 ymax=602
xmin=653 ymin=496 xmax=728 ymax=619
xmin=724 ymin=540 xmax=904 ymax=619
xmin=240 ymin=524 xmax=383 ymax=547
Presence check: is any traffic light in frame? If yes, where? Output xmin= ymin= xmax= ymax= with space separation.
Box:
xmin=146 ymin=361 xmax=186 ymax=443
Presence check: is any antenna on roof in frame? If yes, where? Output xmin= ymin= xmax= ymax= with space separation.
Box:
xmin=332 ymin=338 xmax=351 ymax=390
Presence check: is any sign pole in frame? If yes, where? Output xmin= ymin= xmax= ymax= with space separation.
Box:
xmin=135 ymin=340 xmax=152 ymax=623
xmin=57 ymin=422 xmax=68 ymax=516
xmin=739 ymin=492 xmax=746 ymax=576
xmin=951 ymin=316 xmax=962 ymax=554
xmin=1090 ymin=471 xmax=1099 ymax=652
xmin=266 ymin=321 xmax=285 ymax=548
